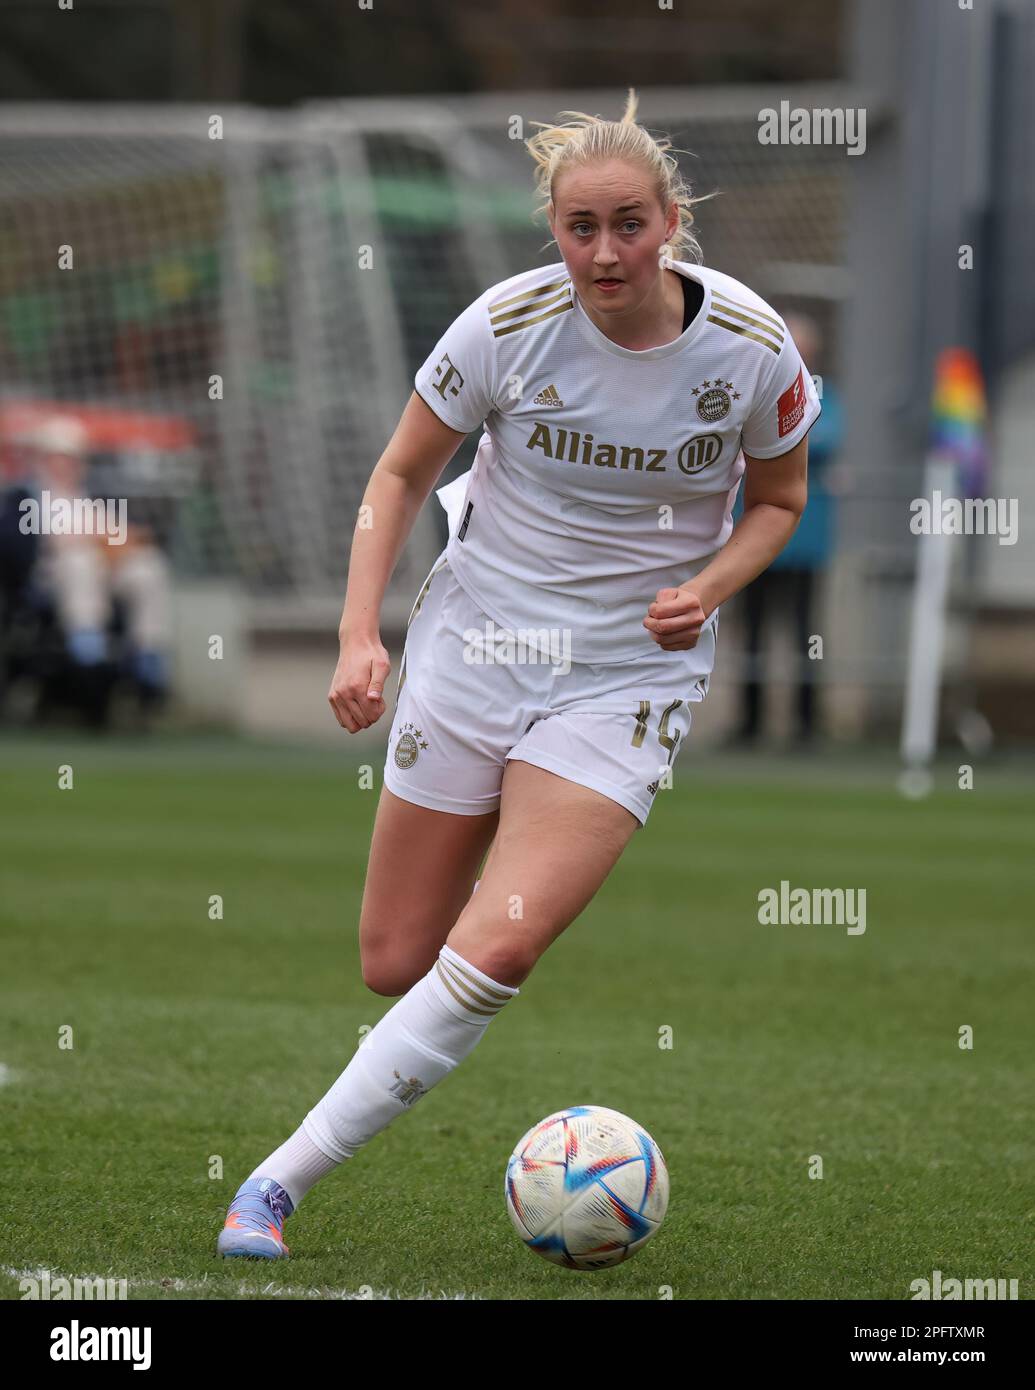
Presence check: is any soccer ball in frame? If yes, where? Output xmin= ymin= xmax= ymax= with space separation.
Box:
xmin=504 ymin=1105 xmax=669 ymax=1269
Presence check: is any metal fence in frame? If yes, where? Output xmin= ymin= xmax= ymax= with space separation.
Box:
xmin=0 ymin=86 xmax=857 ymax=632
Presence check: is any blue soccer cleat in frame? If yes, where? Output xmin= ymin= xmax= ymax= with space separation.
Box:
xmin=217 ymin=1177 xmax=295 ymax=1260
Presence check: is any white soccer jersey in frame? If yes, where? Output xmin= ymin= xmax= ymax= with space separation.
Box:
xmin=414 ymin=256 xmax=821 ymax=663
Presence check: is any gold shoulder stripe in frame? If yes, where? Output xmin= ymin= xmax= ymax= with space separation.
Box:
xmin=710 ymin=299 xmax=784 ymax=346
xmin=489 ymin=276 xmax=570 ymax=314
xmin=492 ymin=299 xmax=573 ymax=338
xmin=711 ymin=291 xmax=785 ymax=334
xmin=489 ymin=285 xmax=571 ymax=330
xmin=706 ymin=314 xmax=782 ymax=354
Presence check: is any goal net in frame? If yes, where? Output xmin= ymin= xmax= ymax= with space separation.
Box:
xmin=0 ymin=89 xmax=849 ymax=633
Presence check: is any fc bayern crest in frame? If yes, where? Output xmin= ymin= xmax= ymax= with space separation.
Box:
xmin=393 ymin=721 xmax=425 ymax=769
xmin=692 ymin=378 xmax=739 ymax=424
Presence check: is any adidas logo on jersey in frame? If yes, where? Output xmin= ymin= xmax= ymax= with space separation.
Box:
xmin=532 ymin=385 xmax=564 ymax=406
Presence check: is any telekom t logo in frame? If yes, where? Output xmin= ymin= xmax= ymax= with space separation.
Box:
xmin=432 ymin=353 xmax=465 ymax=401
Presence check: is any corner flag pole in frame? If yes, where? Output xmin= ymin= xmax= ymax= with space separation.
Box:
xmin=900 ymin=350 xmax=990 ymax=780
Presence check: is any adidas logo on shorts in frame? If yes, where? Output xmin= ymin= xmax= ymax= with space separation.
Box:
xmin=532 ymin=384 xmax=564 ymax=406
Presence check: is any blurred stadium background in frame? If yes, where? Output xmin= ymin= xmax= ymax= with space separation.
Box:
xmin=2 ymin=0 xmax=1034 ymax=1309
xmin=1 ymin=0 xmax=1032 ymax=751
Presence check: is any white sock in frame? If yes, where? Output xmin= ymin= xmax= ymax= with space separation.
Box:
xmin=247 ymin=939 xmax=510 ymax=1208
xmin=248 ymin=1126 xmax=339 ymax=1209
xmin=301 ymin=943 xmax=518 ymax=1164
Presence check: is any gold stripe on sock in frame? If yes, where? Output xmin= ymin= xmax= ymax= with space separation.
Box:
xmin=435 ymin=960 xmax=501 ymax=1017
xmin=438 ymin=958 xmax=508 ymax=1013
xmin=441 ymin=952 xmax=515 ymax=1004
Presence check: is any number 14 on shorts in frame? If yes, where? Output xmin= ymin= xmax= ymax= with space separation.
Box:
xmin=630 ymin=698 xmax=683 ymax=764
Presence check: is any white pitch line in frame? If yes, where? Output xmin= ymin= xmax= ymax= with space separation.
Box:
xmin=3 ymin=1266 xmax=478 ymax=1301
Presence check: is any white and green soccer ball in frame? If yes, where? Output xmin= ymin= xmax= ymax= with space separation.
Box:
xmin=505 ymin=1105 xmax=669 ymax=1270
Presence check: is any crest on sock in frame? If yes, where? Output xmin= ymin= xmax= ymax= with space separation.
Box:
xmin=389 ymin=1070 xmax=428 ymax=1106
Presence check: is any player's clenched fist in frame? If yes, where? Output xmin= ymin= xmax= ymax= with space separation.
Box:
xmin=328 ymin=637 xmax=392 ymax=731
xmin=642 ymin=586 xmax=708 ymax=651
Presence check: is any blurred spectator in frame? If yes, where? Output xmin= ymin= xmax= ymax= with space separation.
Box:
xmin=24 ymin=417 xmax=174 ymax=711
xmin=733 ymin=311 xmax=844 ymax=744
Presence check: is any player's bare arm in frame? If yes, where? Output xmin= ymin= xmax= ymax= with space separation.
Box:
xmin=328 ymin=392 xmax=468 ymax=733
xmin=643 ymin=436 xmax=809 ymax=651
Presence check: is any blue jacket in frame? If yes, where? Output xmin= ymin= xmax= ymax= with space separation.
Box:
xmin=733 ymin=381 xmax=842 ymax=571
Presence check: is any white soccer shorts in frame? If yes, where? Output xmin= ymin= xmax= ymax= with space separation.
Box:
xmin=383 ymin=551 xmax=717 ymax=828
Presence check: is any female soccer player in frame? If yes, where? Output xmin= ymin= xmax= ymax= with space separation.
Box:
xmin=218 ymin=89 xmax=819 ymax=1258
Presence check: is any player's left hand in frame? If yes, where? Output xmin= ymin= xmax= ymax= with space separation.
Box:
xmin=643 ymin=587 xmax=708 ymax=650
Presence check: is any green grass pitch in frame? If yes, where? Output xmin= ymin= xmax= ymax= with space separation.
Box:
xmin=1 ymin=732 xmax=1032 ymax=1300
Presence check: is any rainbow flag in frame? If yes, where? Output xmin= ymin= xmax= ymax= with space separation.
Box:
xmin=929 ymin=348 xmax=990 ymax=499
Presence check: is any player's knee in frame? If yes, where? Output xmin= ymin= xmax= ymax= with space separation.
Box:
xmin=360 ymin=961 xmax=404 ymax=997
xmin=360 ymin=950 xmax=419 ymax=998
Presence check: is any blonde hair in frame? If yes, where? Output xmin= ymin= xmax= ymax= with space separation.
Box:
xmin=525 ymin=87 xmax=714 ymax=264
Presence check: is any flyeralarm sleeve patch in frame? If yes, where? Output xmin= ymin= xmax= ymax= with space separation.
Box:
xmin=778 ymin=366 xmax=807 ymax=437
xmin=414 ymin=293 xmax=498 ymax=435
xmin=740 ymin=327 xmax=822 ymax=459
